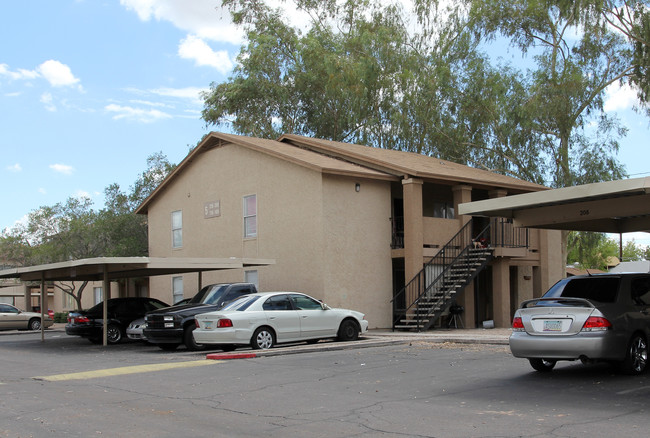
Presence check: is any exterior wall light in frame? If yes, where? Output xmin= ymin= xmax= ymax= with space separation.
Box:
xmin=355 ymin=183 xmax=361 ymax=192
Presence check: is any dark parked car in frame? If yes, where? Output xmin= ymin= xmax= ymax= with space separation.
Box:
xmin=66 ymin=297 xmax=169 ymax=344
xmin=510 ymin=273 xmax=650 ymax=374
xmin=144 ymin=283 xmax=257 ymax=351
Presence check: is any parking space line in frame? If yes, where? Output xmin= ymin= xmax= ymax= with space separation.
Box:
xmin=33 ymin=359 xmax=222 ymax=382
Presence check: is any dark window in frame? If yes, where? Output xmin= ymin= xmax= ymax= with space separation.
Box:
xmin=544 ymin=277 xmax=620 ymax=303
xmin=631 ymin=277 xmax=650 ymax=305
xmin=289 ymin=294 xmax=322 ymax=310
xmin=263 ymin=295 xmax=292 ymax=311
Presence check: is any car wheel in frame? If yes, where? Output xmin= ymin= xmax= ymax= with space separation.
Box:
xmin=159 ymin=343 xmax=180 ymax=351
xmin=106 ymin=324 xmax=123 ymax=344
xmin=529 ymin=358 xmax=557 ymax=372
xmin=184 ymin=325 xmax=205 ymax=351
xmin=28 ymin=318 xmax=41 ymax=331
xmin=337 ymin=319 xmax=359 ymax=342
xmin=251 ymin=326 xmax=275 ymax=350
xmin=619 ymin=334 xmax=648 ymax=375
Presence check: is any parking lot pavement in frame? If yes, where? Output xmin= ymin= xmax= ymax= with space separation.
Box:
xmin=22 ymin=323 xmax=511 ymax=359
xmin=203 ymin=327 xmax=511 ymax=359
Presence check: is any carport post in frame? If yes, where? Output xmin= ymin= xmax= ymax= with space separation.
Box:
xmin=40 ymin=275 xmax=45 ymax=342
xmin=102 ymin=264 xmax=109 ymax=346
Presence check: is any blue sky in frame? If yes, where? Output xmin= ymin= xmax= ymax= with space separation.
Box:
xmin=1 ymin=0 xmax=649 ymax=246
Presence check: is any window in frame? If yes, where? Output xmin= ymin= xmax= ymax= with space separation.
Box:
xmin=172 ymin=276 xmax=184 ymax=303
xmin=290 ymin=294 xmax=323 ymax=310
xmin=63 ymin=291 xmax=75 ymax=309
xmin=243 ymin=195 xmax=257 ymax=238
xmin=93 ymin=287 xmax=103 ymax=305
xmin=433 ymin=201 xmax=455 ymax=219
xmin=263 ymin=295 xmax=292 ymax=311
xmin=245 ymin=270 xmax=259 ymax=289
xmin=171 ymin=210 xmax=183 ymax=248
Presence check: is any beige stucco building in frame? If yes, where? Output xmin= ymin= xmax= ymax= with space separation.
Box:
xmin=134 ymin=132 xmax=564 ymax=329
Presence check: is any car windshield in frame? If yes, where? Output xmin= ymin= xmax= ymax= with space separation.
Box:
xmin=542 ymin=276 xmax=620 ymax=303
xmin=189 ymin=285 xmax=228 ymax=305
xmin=221 ymin=295 xmax=259 ymax=311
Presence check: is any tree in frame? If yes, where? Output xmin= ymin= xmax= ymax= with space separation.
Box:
xmin=567 ymin=231 xmax=618 ymax=269
xmin=585 ymin=1 xmax=650 ymax=105
xmin=0 ymin=152 xmax=176 ymax=309
xmin=204 ymin=0 xmax=634 ymax=186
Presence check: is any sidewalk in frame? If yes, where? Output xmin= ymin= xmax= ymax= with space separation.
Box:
xmin=367 ymin=327 xmax=512 ymax=345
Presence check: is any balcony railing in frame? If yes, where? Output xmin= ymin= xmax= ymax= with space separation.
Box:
xmin=390 ymin=217 xmax=528 ymax=250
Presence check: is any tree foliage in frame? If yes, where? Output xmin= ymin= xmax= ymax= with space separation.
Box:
xmin=0 ymin=153 xmax=175 ymax=309
xmin=202 ymin=0 xmax=650 ymax=189
xmin=203 ymin=0 xmax=548 ymax=182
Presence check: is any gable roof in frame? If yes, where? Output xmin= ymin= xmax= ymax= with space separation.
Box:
xmin=137 ymin=131 xmax=547 ymax=214
xmin=136 ymin=132 xmax=395 ymax=214
xmin=278 ymin=134 xmax=546 ymax=193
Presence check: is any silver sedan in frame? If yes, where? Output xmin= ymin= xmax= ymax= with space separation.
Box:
xmin=0 ymin=303 xmax=54 ymax=331
xmin=510 ymin=273 xmax=650 ymax=374
xmin=193 ymin=292 xmax=369 ymax=350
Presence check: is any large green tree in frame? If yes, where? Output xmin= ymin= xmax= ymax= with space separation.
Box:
xmin=204 ymin=0 xmax=546 ymax=181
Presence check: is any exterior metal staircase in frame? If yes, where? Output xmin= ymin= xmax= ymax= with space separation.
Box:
xmin=392 ymin=219 xmax=493 ymax=331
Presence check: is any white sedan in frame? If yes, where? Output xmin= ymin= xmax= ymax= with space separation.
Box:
xmin=193 ymin=292 xmax=369 ymax=350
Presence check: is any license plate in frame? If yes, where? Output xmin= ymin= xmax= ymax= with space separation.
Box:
xmin=543 ymin=320 xmax=562 ymax=332
xmin=203 ymin=321 xmax=212 ymax=330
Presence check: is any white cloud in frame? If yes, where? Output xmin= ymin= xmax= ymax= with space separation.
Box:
xmin=74 ymin=190 xmax=91 ymax=199
xmin=40 ymin=92 xmax=56 ymax=112
xmin=105 ymin=103 xmax=173 ymax=123
xmin=6 ymin=163 xmax=22 ymax=172
xmin=149 ymin=86 xmax=207 ymax=102
xmin=50 ymin=163 xmax=75 ymax=175
xmin=38 ymin=188 xmax=47 ymax=195
xmin=120 ymin=0 xmax=244 ymax=44
xmin=178 ymin=35 xmax=234 ymax=73
xmin=37 ymin=60 xmax=81 ymax=88
xmin=604 ymin=82 xmax=638 ymax=112
xmin=0 ymin=63 xmax=39 ymax=80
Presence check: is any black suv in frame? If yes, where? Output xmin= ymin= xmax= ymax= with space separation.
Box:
xmin=65 ymin=297 xmax=170 ymax=344
xmin=144 ymin=283 xmax=257 ymax=351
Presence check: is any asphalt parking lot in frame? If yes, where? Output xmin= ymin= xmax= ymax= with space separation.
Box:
xmin=4 ymin=326 xmax=650 ymax=438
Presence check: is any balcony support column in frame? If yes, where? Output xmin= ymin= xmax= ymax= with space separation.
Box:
xmin=402 ymin=178 xmax=423 ymax=306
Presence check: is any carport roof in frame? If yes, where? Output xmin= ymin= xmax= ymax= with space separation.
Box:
xmin=458 ymin=177 xmax=650 ymax=233
xmin=0 ymin=257 xmax=275 ymax=282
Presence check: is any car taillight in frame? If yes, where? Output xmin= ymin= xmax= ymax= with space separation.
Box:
xmin=217 ymin=319 xmax=233 ymax=328
xmin=581 ymin=316 xmax=612 ymax=332
xmin=512 ymin=316 xmax=524 ymax=331
xmin=72 ymin=316 xmax=90 ymax=323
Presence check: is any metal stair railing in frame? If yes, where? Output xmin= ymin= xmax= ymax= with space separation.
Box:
xmin=392 ymin=217 xmax=529 ymax=331
xmin=393 ymin=220 xmax=492 ymax=331
xmin=392 ymin=219 xmax=484 ymax=330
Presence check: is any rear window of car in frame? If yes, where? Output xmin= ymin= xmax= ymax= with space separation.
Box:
xmin=544 ymin=277 xmax=621 ymax=303
xmin=221 ymin=295 xmax=258 ymax=311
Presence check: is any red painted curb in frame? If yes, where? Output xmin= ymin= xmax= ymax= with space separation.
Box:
xmin=206 ymin=352 xmax=257 ymax=360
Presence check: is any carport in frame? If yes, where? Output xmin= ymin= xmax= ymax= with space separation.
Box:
xmin=0 ymin=257 xmax=274 ymax=345
xmin=458 ymin=176 xmax=650 ymax=245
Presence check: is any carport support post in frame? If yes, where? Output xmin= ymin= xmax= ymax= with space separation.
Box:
xmin=102 ymin=265 xmax=109 ymax=346
xmin=40 ymin=275 xmax=45 ymax=342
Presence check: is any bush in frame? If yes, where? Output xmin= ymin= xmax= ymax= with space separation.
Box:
xmin=54 ymin=312 xmax=68 ymax=323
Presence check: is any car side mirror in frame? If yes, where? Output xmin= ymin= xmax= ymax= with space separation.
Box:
xmin=320 ymin=302 xmax=331 ymax=310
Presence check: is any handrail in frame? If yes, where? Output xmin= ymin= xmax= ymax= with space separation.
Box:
xmin=392 ymin=217 xmax=529 ymax=330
